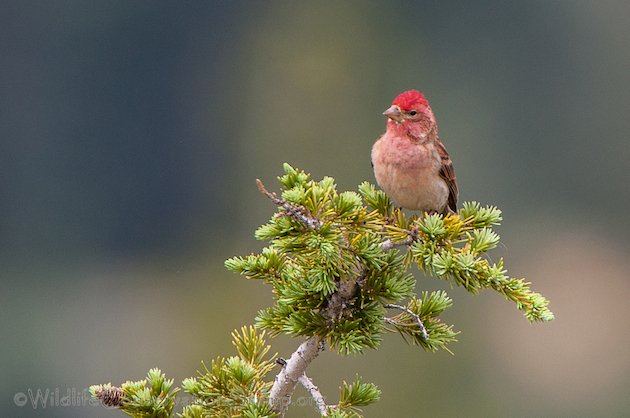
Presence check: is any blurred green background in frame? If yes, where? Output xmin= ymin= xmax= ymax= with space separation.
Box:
xmin=3 ymin=1 xmax=630 ymax=417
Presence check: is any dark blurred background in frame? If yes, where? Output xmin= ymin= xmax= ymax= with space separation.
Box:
xmin=2 ymin=1 xmax=630 ymax=417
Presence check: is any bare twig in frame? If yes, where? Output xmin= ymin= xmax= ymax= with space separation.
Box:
xmin=256 ymin=179 xmax=321 ymax=229
xmin=385 ymin=303 xmax=429 ymax=341
xmin=381 ymin=235 xmax=415 ymax=250
xmin=274 ymin=357 xmax=329 ymax=415
xmin=298 ymin=373 xmax=328 ymax=416
xmin=380 ymin=225 xmax=419 ymax=250
xmin=269 ymin=335 xmax=324 ymax=416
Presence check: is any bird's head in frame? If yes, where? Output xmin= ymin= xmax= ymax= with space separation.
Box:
xmin=383 ymin=90 xmax=436 ymax=137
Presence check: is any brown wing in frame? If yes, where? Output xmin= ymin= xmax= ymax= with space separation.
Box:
xmin=435 ymin=137 xmax=458 ymax=212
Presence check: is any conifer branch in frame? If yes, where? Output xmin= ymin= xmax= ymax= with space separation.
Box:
xmin=90 ymin=164 xmax=553 ymax=418
xmin=381 ymin=226 xmax=419 ymax=250
xmin=380 ymin=236 xmax=414 ymax=251
xmin=384 ymin=303 xmax=429 ymax=341
xmin=269 ymin=335 xmax=324 ymax=416
xmin=270 ymin=271 xmax=360 ymax=415
xmin=256 ymin=178 xmax=322 ymax=229
xmin=274 ymin=358 xmax=329 ymax=415
xmin=298 ymin=372 xmax=328 ymax=416
xmin=90 ymin=369 xmax=179 ymax=418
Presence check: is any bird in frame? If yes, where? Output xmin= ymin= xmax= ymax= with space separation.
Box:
xmin=371 ymin=90 xmax=458 ymax=214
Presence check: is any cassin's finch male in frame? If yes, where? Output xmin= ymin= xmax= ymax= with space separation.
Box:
xmin=371 ymin=90 xmax=458 ymax=214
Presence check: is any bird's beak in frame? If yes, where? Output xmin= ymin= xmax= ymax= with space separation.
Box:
xmin=383 ymin=105 xmax=403 ymax=122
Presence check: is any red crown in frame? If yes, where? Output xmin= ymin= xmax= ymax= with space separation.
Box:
xmin=391 ymin=90 xmax=428 ymax=111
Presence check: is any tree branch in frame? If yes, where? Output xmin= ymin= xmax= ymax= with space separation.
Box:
xmin=298 ymin=373 xmax=328 ymax=416
xmin=385 ymin=303 xmax=429 ymax=341
xmin=256 ymin=179 xmax=322 ymax=229
xmin=269 ymin=336 xmax=324 ymax=416
xmin=381 ymin=236 xmax=414 ymax=250
xmin=259 ymin=175 xmax=367 ymax=415
xmin=380 ymin=225 xmax=419 ymax=250
xmin=269 ymin=267 xmax=361 ymax=416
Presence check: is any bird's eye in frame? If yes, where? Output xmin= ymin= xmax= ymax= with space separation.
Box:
xmin=408 ymin=110 xmax=417 ymax=116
